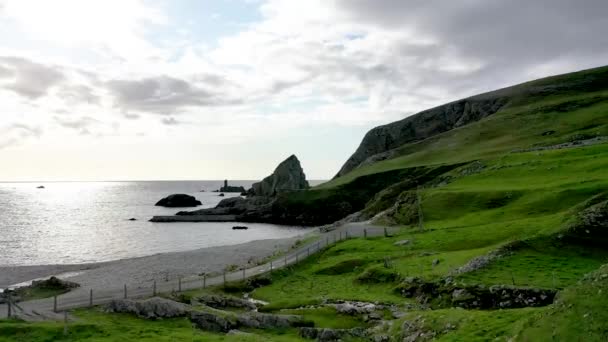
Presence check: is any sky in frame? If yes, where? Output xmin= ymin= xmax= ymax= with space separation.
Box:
xmin=0 ymin=0 xmax=607 ymax=181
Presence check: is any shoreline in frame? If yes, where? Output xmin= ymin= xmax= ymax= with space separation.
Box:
xmin=0 ymin=233 xmax=314 ymax=290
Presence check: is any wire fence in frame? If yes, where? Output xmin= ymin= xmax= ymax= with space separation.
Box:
xmin=3 ymin=225 xmax=401 ymax=318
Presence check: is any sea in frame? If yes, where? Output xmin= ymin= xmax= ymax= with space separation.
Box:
xmin=0 ymin=181 xmax=322 ymax=266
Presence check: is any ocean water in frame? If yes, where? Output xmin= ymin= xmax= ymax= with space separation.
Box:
xmin=0 ymin=181 xmax=320 ymax=266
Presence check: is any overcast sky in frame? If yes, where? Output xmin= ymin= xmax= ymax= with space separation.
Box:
xmin=0 ymin=0 xmax=607 ymax=181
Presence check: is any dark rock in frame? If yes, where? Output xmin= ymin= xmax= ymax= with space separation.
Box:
xmin=191 ymin=310 xmax=309 ymax=333
xmin=219 ymin=193 xmax=225 ymax=197
xmin=128 ymin=218 xmax=137 ymax=221
xmin=248 ymin=155 xmax=309 ymax=197
xmin=396 ymin=278 xmax=556 ymax=309
xmin=542 ymin=130 xmax=556 ymax=136
xmin=106 ymin=297 xmax=191 ymax=319
xmin=155 ymin=194 xmax=202 ymax=207
xmin=191 ymin=312 xmax=236 ymax=332
xmin=232 ymin=226 xmax=248 ymax=230
xmin=237 ymin=312 xmax=310 ymax=329
xmin=37 ymin=185 xmax=45 ymax=189
xmin=31 ymin=276 xmax=80 ymax=291
xmin=299 ymin=327 xmax=368 ymax=341
xmin=194 ymin=294 xmax=258 ymax=311
xmin=218 ymin=180 xmax=246 ymax=193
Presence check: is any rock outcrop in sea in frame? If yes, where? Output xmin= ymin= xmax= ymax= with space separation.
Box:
xmin=249 ymin=155 xmax=309 ymax=196
xmin=155 ymin=194 xmax=202 ymax=207
xmin=217 ymin=180 xmax=246 ymax=193
xmin=150 ymin=155 xmax=308 ymax=223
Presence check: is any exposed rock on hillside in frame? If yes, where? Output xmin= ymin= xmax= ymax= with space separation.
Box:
xmin=396 ymin=277 xmax=556 ymax=309
xmin=155 ymin=194 xmax=202 ymax=207
xmin=335 ymin=97 xmax=508 ymax=178
xmin=335 ymin=66 xmax=608 ymax=178
xmin=106 ymin=297 xmax=191 ymax=319
xmin=249 ymin=155 xmax=309 ymax=196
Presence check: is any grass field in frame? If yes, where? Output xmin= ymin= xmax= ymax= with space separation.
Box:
xmin=1 ymin=66 xmax=607 ymax=341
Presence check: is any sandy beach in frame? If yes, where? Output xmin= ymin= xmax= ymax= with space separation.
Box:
xmin=0 ymin=235 xmax=309 ymax=292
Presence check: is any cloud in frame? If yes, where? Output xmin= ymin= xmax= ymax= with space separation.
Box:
xmin=57 ymin=85 xmax=100 ymax=105
xmin=0 ymin=56 xmax=65 ymax=99
xmin=1 ymin=0 xmax=167 ymax=61
xmin=54 ymin=116 xmax=99 ymax=130
xmin=161 ymin=117 xmax=180 ymax=126
xmin=106 ymin=75 xmax=242 ymax=115
xmin=0 ymin=123 xmax=42 ymax=149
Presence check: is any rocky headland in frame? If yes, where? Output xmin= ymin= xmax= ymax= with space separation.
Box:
xmin=151 ymin=155 xmax=310 ymax=224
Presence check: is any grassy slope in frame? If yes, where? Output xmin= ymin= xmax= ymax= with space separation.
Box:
xmin=2 ymin=66 xmax=608 ymax=341
xmin=320 ymin=66 xmax=608 ymax=189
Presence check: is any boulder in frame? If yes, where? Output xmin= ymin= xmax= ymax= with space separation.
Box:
xmin=394 ymin=240 xmax=411 ymax=246
xmin=106 ymin=297 xmax=191 ymax=319
xmin=194 ymin=294 xmax=258 ymax=311
xmin=334 ymin=301 xmax=378 ymax=315
xmin=299 ymin=327 xmax=368 ymax=341
xmin=249 ymin=155 xmax=309 ymax=197
xmin=191 ymin=310 xmax=310 ymax=333
xmin=236 ymin=312 xmax=311 ymax=329
xmin=155 ymin=194 xmax=202 ymax=207
xmin=31 ymin=276 xmax=80 ymax=291
xmin=191 ymin=312 xmax=237 ymax=332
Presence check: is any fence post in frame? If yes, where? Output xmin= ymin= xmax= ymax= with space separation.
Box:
xmin=223 ymin=272 xmax=227 ymax=287
xmin=307 ymin=247 xmax=310 ymax=257
xmin=153 ymin=281 xmax=157 ymax=296
xmin=242 ymin=269 xmax=246 ymax=281
xmin=203 ymin=275 xmax=206 ymax=289
xmin=124 ymin=284 xmax=127 ymax=299
xmin=340 ymin=232 xmax=342 ymax=240
xmin=346 ymin=231 xmax=349 ymax=239
xmin=89 ymin=289 xmax=93 ymax=307
xmin=53 ymin=295 xmax=58 ymax=313
xmin=178 ymin=278 xmax=182 ymax=292
xmin=384 ymin=227 xmax=388 ymax=237
xmin=364 ymin=229 xmax=367 ymax=238
xmin=63 ymin=311 xmax=68 ymax=336
xmin=6 ymin=294 xmax=11 ymax=318
xmin=326 ymin=237 xmax=329 ymax=246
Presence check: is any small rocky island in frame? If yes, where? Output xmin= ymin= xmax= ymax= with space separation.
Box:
xmin=215 ymin=180 xmax=246 ymax=193
xmin=151 ymin=155 xmax=309 ymax=222
xmin=155 ymin=194 xmax=202 ymax=208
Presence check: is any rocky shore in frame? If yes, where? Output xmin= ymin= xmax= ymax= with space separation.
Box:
xmin=0 ymin=235 xmax=310 ymax=293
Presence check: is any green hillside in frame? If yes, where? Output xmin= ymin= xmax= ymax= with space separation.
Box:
xmin=2 ymin=66 xmax=608 ymax=341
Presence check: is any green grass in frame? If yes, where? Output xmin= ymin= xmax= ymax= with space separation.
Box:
xmin=279 ymin=307 xmax=366 ymax=329
xmin=4 ymin=66 xmax=608 ymax=341
xmin=514 ymin=264 xmax=608 ymax=341
xmin=389 ymin=307 xmax=541 ymax=341
xmin=0 ymin=309 xmax=305 ymax=342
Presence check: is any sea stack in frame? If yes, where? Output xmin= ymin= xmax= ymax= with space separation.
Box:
xmin=218 ymin=180 xmax=246 ymax=193
xmin=248 ymin=155 xmax=309 ymax=197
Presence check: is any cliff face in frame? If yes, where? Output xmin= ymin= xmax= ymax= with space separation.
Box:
xmin=335 ymin=96 xmax=509 ymax=178
xmin=335 ymin=66 xmax=608 ymax=178
xmin=250 ymin=155 xmax=309 ymax=196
